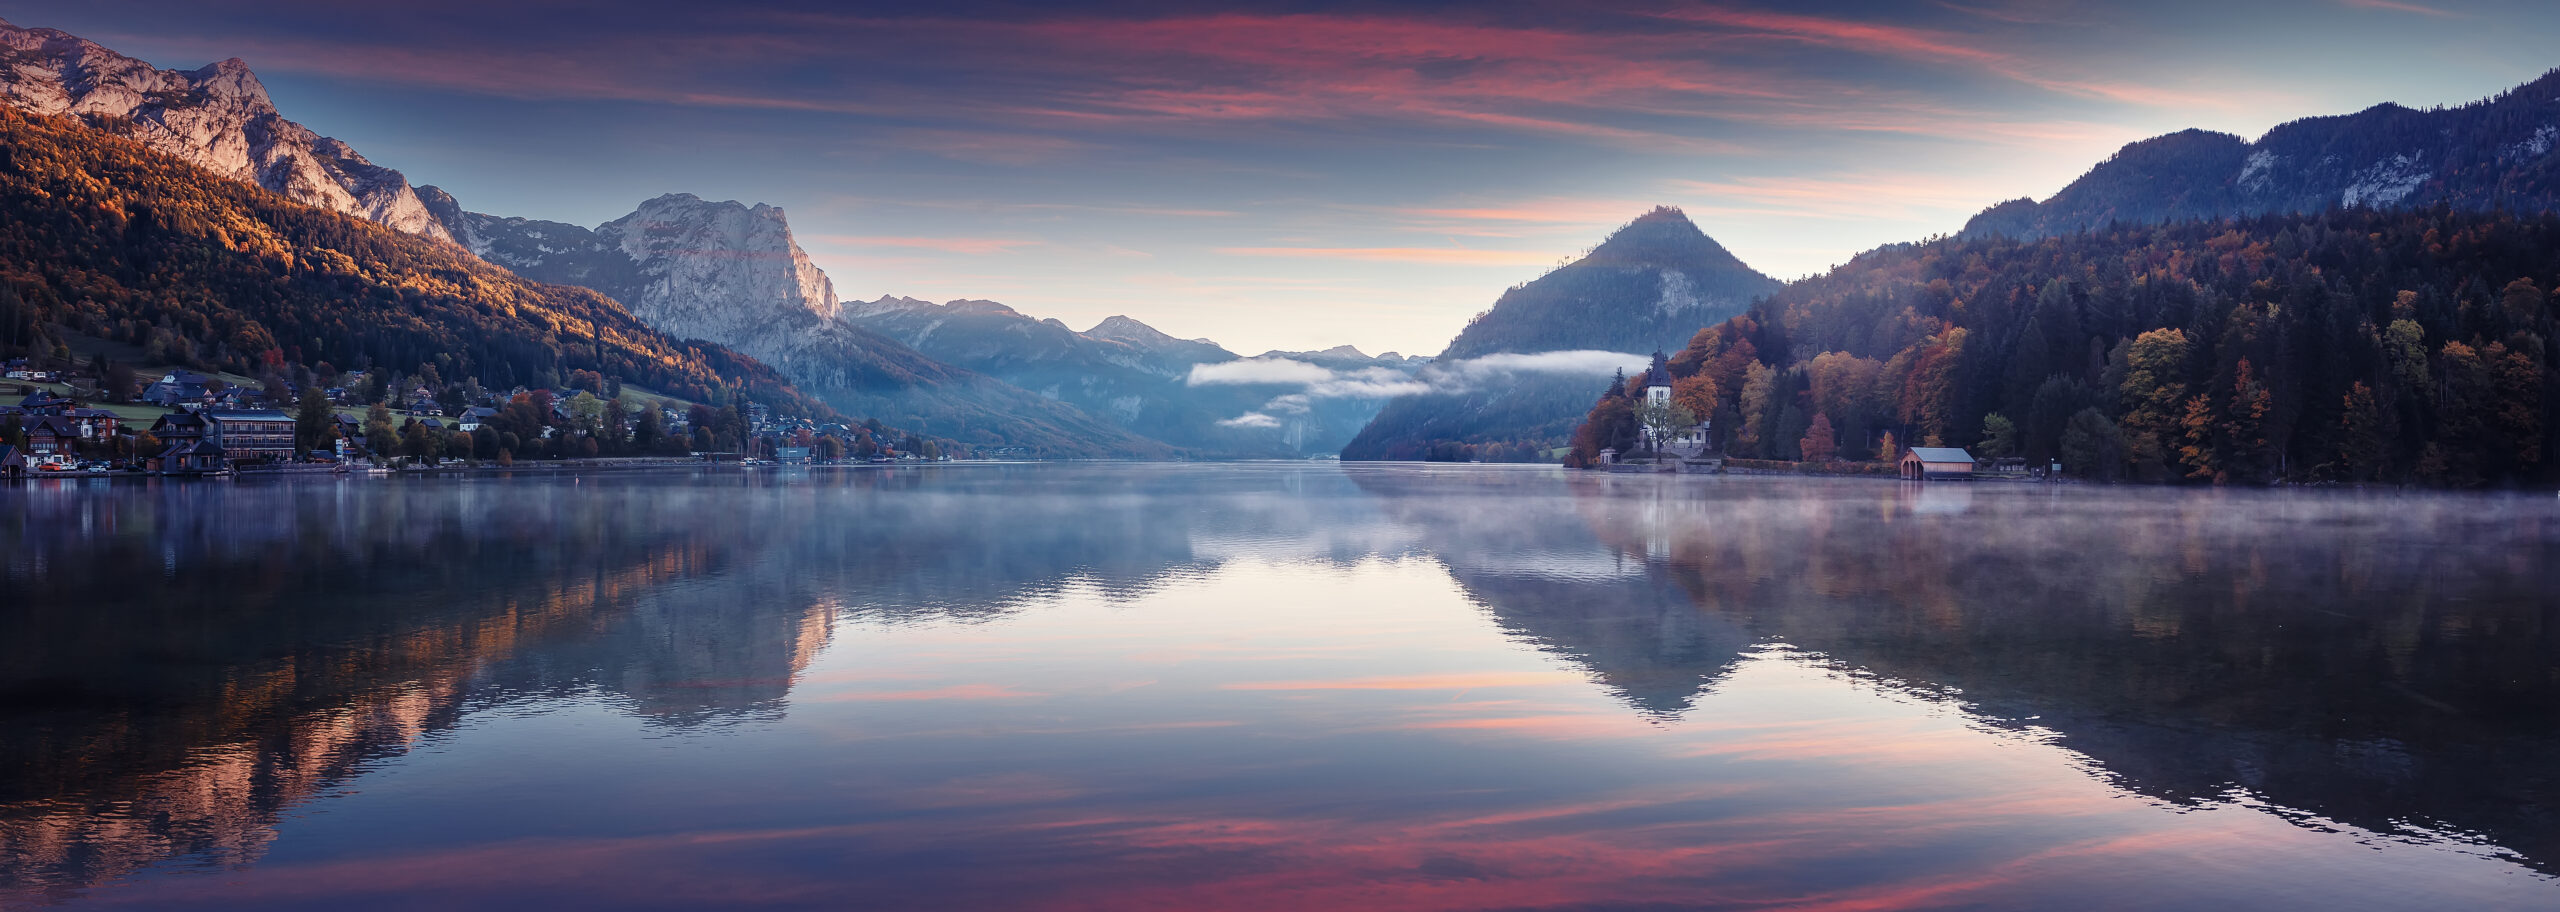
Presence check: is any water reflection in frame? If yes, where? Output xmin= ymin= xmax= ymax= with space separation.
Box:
xmin=0 ymin=465 xmax=2554 ymax=909
xmin=1560 ymin=475 xmax=2560 ymax=875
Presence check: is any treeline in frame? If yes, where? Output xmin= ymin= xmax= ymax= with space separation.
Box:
xmin=0 ymin=108 xmax=837 ymax=421
xmin=330 ymin=390 xmax=929 ymax=466
xmin=1573 ymin=206 xmax=2560 ymax=486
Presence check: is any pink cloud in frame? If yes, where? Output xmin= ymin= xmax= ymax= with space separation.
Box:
xmin=1215 ymin=246 xmax=1559 ymax=266
xmin=2332 ymin=0 xmax=2464 ymax=16
xmin=807 ymin=235 xmax=1049 ymax=255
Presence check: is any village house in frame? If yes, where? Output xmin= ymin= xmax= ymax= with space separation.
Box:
xmin=151 ymin=411 xmax=210 ymax=445
xmin=17 ymin=390 xmax=71 ymax=414
xmin=64 ymin=407 xmax=119 ymax=439
xmin=143 ymin=370 xmax=212 ymax=407
xmin=22 ymin=416 xmax=79 ymax=457
xmin=1899 ymin=447 xmax=1978 ymax=481
xmin=211 ymin=387 xmax=265 ymax=410
xmin=3 ymin=359 xmax=59 ymax=382
xmin=153 ymin=439 xmax=225 ymax=474
xmin=153 ymin=409 xmax=291 ymax=462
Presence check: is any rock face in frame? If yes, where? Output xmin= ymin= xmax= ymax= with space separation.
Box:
xmin=436 ymin=198 xmax=1168 ymax=457
xmin=0 ymin=17 xmax=453 ymax=242
xmin=598 ymin=193 xmax=841 ymax=338
xmin=1964 ymin=69 xmax=2560 ymax=239
xmin=0 ymin=16 xmax=1410 ymax=457
xmin=1343 ymin=207 xmax=1779 ymax=460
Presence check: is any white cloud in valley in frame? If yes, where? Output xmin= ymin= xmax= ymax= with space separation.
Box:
xmin=1196 ymin=350 xmax=1649 ymax=430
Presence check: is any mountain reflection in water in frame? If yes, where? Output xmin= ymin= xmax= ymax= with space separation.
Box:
xmin=1 ymin=464 xmax=2554 ymax=910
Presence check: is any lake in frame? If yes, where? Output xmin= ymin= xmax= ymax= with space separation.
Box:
xmin=2 ymin=463 xmax=2556 ymax=910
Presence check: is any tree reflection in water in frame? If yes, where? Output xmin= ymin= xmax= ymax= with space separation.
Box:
xmin=0 ymin=465 xmax=2553 ymax=908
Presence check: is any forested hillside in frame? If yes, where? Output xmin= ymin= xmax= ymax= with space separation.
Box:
xmin=1573 ymin=206 xmax=2560 ymax=486
xmin=0 ymin=107 xmax=834 ymax=418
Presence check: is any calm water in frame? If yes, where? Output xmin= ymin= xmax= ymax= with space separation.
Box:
xmin=2 ymin=464 xmax=2557 ymax=910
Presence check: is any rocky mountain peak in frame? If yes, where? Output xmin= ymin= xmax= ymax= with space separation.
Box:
xmin=0 ymin=19 xmax=449 ymax=242
xmin=944 ymin=299 xmax=1021 ymax=316
xmin=841 ymin=295 xmax=936 ymax=318
xmin=1086 ymin=314 xmax=1185 ymax=347
xmin=594 ymin=193 xmax=843 ymax=340
xmin=186 ymin=57 xmax=270 ymax=107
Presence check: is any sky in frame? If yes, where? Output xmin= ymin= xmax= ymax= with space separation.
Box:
xmin=11 ymin=0 xmax=2559 ymax=355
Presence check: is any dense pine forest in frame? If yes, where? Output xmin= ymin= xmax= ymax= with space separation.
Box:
xmin=1573 ymin=206 xmax=2560 ymax=486
xmin=0 ymin=108 xmax=836 ymax=420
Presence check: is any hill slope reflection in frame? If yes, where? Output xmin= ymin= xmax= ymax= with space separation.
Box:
xmin=2 ymin=466 xmax=2556 ymax=905
xmin=1549 ymin=474 xmax=2560 ymax=874
xmin=0 ymin=468 xmax=1315 ymax=901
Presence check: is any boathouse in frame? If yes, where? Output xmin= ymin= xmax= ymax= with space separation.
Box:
xmin=1899 ymin=447 xmax=1976 ymax=480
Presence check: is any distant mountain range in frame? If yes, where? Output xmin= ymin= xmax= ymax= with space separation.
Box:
xmin=0 ymin=15 xmax=1395 ymax=458
xmin=1341 ymin=207 xmax=1779 ymax=460
xmin=0 ymin=105 xmax=835 ymax=422
xmin=1964 ymin=69 xmax=2560 ymax=239
xmin=422 ymin=192 xmax=1172 ymax=457
xmin=843 ymin=296 xmax=1420 ymax=456
xmin=11 ymin=12 xmax=2560 ymax=462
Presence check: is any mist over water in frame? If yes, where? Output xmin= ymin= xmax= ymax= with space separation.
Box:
xmin=3 ymin=465 xmax=2556 ymax=910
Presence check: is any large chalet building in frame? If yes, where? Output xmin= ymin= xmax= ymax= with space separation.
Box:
xmin=151 ymin=409 xmax=295 ymax=463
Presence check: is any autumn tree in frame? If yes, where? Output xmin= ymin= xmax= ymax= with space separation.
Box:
xmin=294 ymin=385 xmax=335 ymax=457
xmin=1737 ymin=362 xmax=1777 ymax=456
xmin=2117 ymin=328 xmax=2192 ymax=480
xmin=2218 ymin=359 xmax=2275 ymax=483
xmin=1670 ymin=373 xmax=1719 ymax=422
xmin=2501 ymin=278 xmax=2544 ymax=328
xmin=1800 ymin=412 xmax=1838 ymax=463
xmin=362 ymin=403 xmax=396 ymax=458
xmin=399 ymin=419 xmax=436 ymax=464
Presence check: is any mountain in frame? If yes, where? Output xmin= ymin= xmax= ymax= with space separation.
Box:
xmin=1574 ymin=204 xmax=2560 ymax=486
xmin=843 ymin=297 xmax=1416 ymax=456
xmin=0 ymin=17 xmax=1162 ymax=456
xmin=0 ymin=17 xmax=453 ymax=242
xmin=1965 ymin=70 xmax=2560 ymax=239
xmin=0 ymin=106 xmax=832 ymax=418
xmin=1342 ymin=207 xmax=1780 ymax=460
xmin=432 ymin=195 xmax=1170 ymax=457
